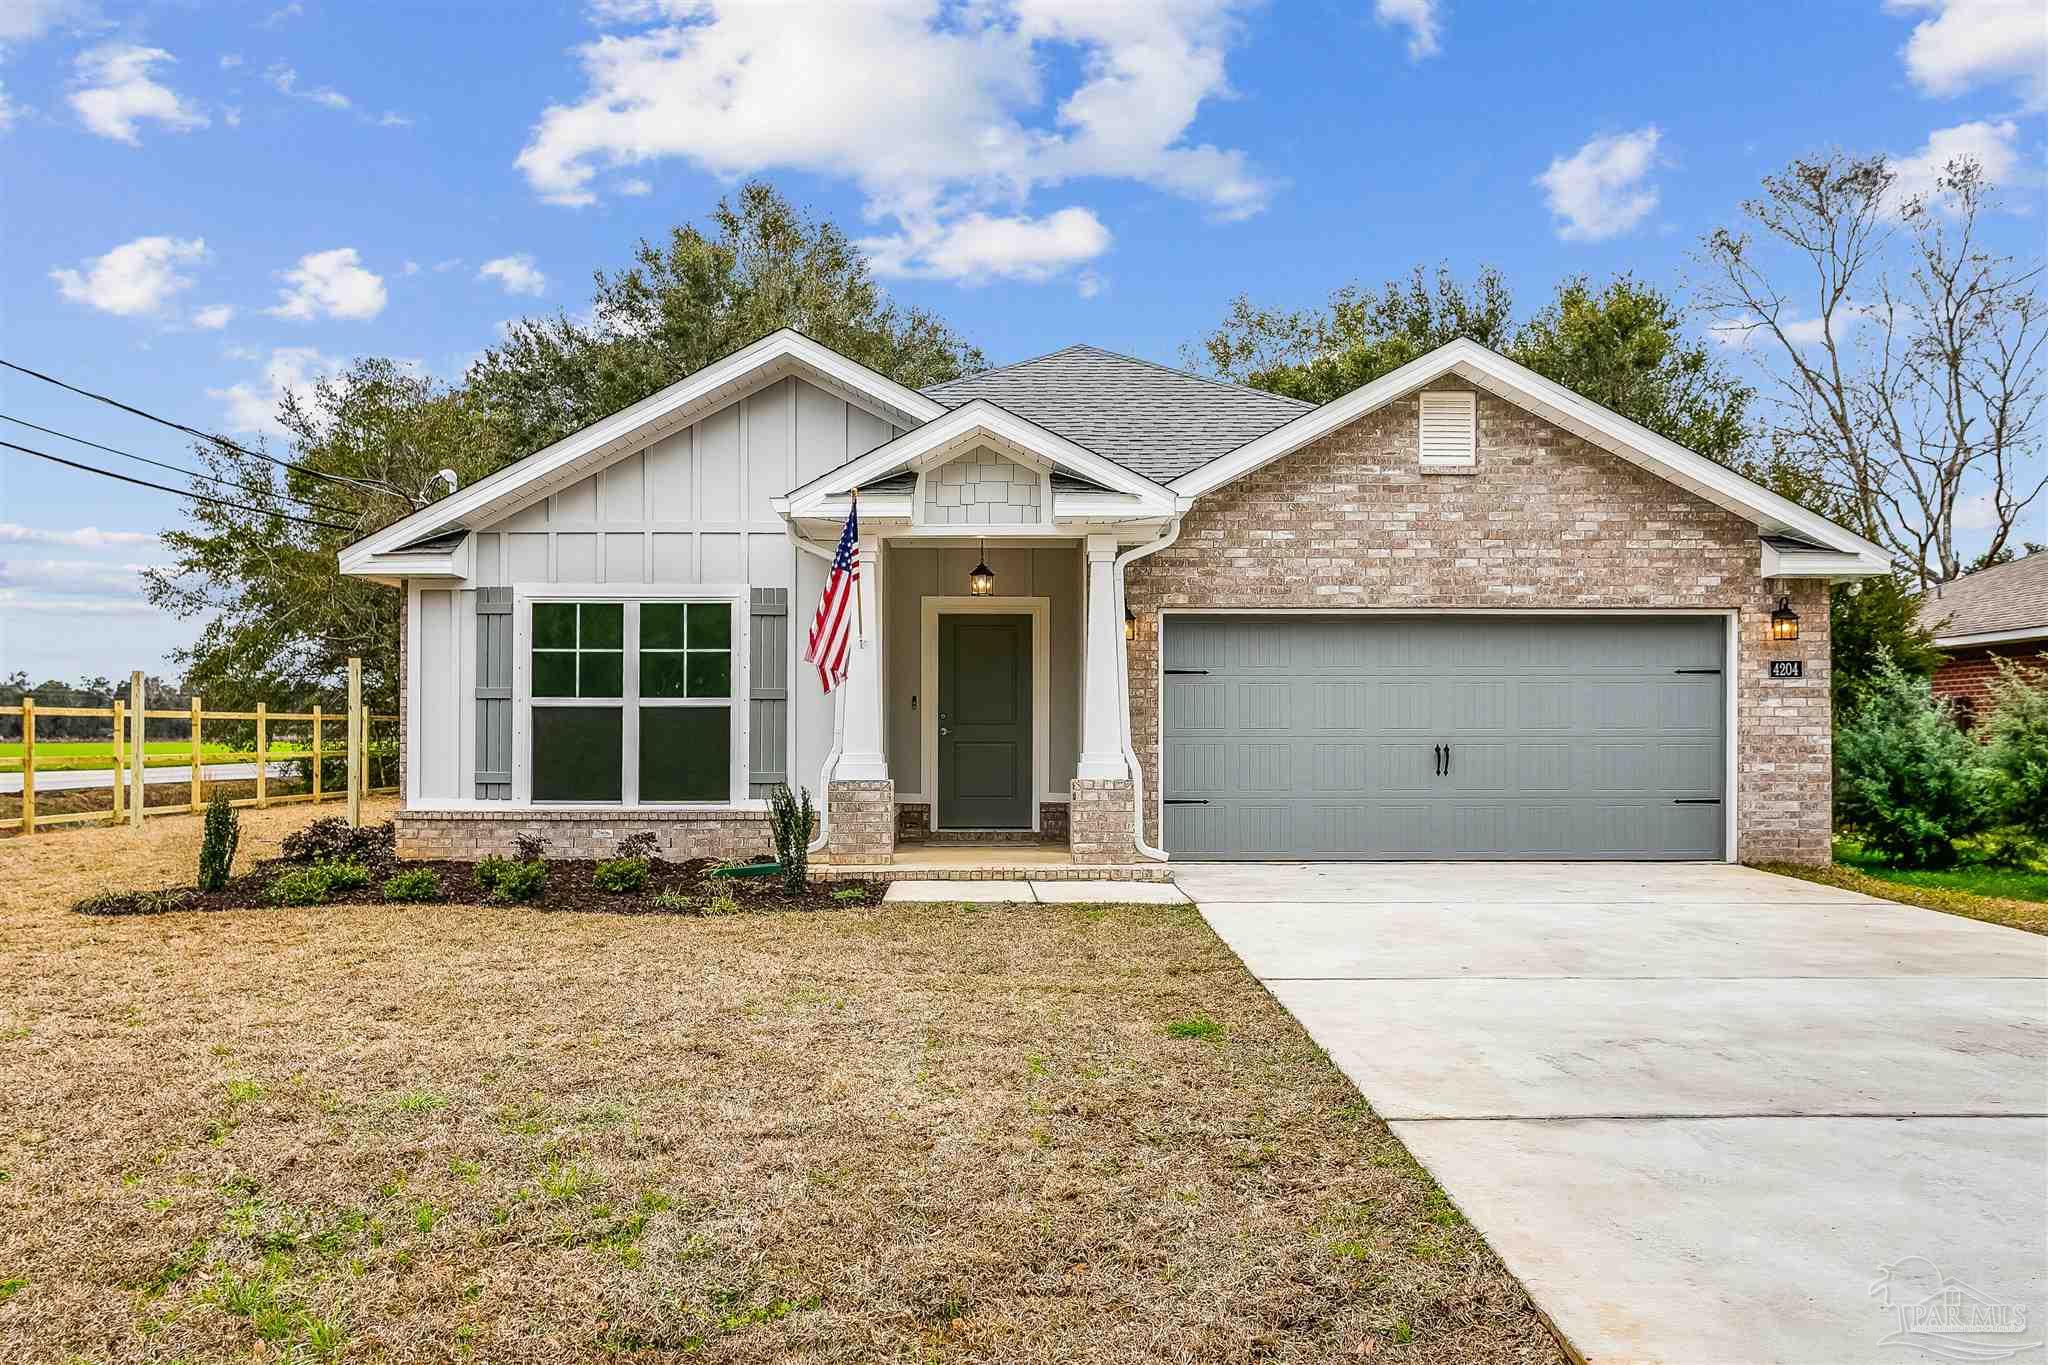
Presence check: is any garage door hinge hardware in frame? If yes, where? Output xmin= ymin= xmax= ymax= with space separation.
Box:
xmin=1673 ymin=798 xmax=1722 ymax=804
xmin=1163 ymin=668 xmax=1209 ymax=676
xmin=1673 ymin=668 xmax=1722 ymax=675
xmin=1164 ymin=798 xmax=1210 ymax=805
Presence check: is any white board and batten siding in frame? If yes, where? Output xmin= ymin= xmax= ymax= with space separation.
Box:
xmin=407 ymin=376 xmax=903 ymax=806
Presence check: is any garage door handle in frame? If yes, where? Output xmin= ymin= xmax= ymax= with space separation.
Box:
xmin=1164 ymin=798 xmax=1210 ymax=805
xmin=1433 ymin=743 xmax=1443 ymax=776
xmin=1673 ymin=798 xmax=1722 ymax=804
xmin=1164 ymin=668 xmax=1209 ymax=676
xmin=1674 ymin=668 xmax=1722 ymax=675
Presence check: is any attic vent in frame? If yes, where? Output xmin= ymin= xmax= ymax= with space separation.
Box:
xmin=1419 ymin=390 xmax=1477 ymax=468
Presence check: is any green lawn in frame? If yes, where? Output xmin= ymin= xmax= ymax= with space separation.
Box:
xmin=0 ymin=741 xmax=311 ymax=774
xmin=1835 ymin=837 xmax=2048 ymax=903
xmin=1758 ymin=837 xmax=2048 ymax=937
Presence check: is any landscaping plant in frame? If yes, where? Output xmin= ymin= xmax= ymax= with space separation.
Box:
xmin=1834 ymin=652 xmax=1993 ymax=867
xmin=768 ymin=783 xmax=814 ymax=893
xmin=280 ymin=817 xmax=394 ymax=865
xmin=475 ymin=856 xmax=547 ymax=903
xmin=1982 ymin=660 xmax=2048 ymax=848
xmin=591 ymin=857 xmax=650 ymax=893
xmin=197 ymin=789 xmax=241 ymax=892
xmin=380 ymin=868 xmax=442 ymax=903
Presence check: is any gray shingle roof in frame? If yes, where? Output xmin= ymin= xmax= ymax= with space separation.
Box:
xmin=921 ymin=344 xmax=1314 ymax=483
xmin=1919 ymin=552 xmax=2048 ymax=640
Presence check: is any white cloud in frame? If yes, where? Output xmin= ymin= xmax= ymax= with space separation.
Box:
xmin=51 ymin=235 xmax=207 ymax=316
xmin=1374 ymin=0 xmax=1441 ymax=59
xmin=616 ymin=176 xmax=652 ymax=196
xmin=266 ymin=63 xmax=351 ymax=110
xmin=376 ymin=110 xmax=412 ymax=127
xmin=1076 ymin=270 xmax=1104 ymax=299
xmin=0 ymin=0 xmax=93 ymax=44
xmin=1709 ymin=307 xmax=1865 ymax=350
xmin=208 ymin=347 xmax=338 ymax=434
xmin=0 ymin=83 xmax=19 ymax=134
xmin=1887 ymin=0 xmax=2047 ymax=109
xmin=478 ymin=254 xmax=547 ymax=295
xmin=401 ymin=260 xmax=421 ymax=276
xmin=191 ymin=303 xmax=234 ymax=329
xmin=1535 ymin=126 xmax=1662 ymax=242
xmin=0 ymin=558 xmax=162 ymax=596
xmin=263 ymin=0 xmax=305 ymax=28
xmin=0 ymin=524 xmax=159 ymax=550
xmin=219 ymin=52 xmax=243 ymax=69
xmin=68 ymin=44 xmax=208 ymax=144
xmin=514 ymin=0 xmax=1268 ymax=286
xmin=0 ymin=589 xmax=161 ymax=617
xmin=1886 ymin=119 xmax=2028 ymax=213
xmin=267 ymin=247 xmax=387 ymax=321
xmin=861 ymin=207 xmax=1111 ymax=283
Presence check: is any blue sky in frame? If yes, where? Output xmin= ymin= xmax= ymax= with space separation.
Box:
xmin=2 ymin=0 xmax=2043 ymax=683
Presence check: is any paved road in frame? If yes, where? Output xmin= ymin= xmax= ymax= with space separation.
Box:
xmin=1184 ymin=861 xmax=2048 ymax=1365
xmin=0 ymin=760 xmax=303 ymax=794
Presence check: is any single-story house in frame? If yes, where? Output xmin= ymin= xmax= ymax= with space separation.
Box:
xmin=1921 ymin=553 xmax=2048 ymax=729
xmin=340 ymin=329 xmax=1888 ymax=868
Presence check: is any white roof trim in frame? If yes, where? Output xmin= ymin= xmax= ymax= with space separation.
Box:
xmin=1931 ymin=625 xmax=2048 ymax=649
xmin=1171 ymin=338 xmax=1890 ymax=573
xmin=778 ymin=399 xmax=1180 ymax=520
xmin=340 ymin=329 xmax=947 ymax=575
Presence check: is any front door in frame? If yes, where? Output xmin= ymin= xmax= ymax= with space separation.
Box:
xmin=938 ymin=614 xmax=1032 ymax=829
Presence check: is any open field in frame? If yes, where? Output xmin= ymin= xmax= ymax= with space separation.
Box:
xmin=0 ymin=740 xmax=312 ymax=774
xmin=0 ymin=802 xmax=1556 ymax=1364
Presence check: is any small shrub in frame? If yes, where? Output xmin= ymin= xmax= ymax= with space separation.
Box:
xmin=511 ymin=832 xmax=549 ymax=862
xmin=767 ymin=783 xmax=815 ymax=894
xmin=381 ymin=868 xmax=442 ymax=903
xmin=701 ymin=890 xmax=742 ymax=917
xmin=319 ymin=860 xmax=370 ymax=894
xmin=476 ymin=857 xmax=547 ymax=903
xmin=1983 ymin=659 xmax=2048 ymax=845
xmin=267 ymin=867 xmax=335 ymax=906
xmin=592 ymin=857 xmax=650 ymax=893
xmin=281 ymin=817 xmax=394 ymax=865
xmin=828 ymin=885 xmax=869 ymax=903
xmin=615 ymin=831 xmax=660 ymax=861
xmin=1834 ymin=653 xmax=1994 ymax=867
xmin=197 ymin=789 xmax=240 ymax=891
xmin=650 ymin=890 xmax=695 ymax=913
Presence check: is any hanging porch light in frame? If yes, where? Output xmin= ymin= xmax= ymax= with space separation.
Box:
xmin=968 ymin=538 xmax=995 ymax=597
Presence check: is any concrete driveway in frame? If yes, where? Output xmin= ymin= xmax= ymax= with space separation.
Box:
xmin=1185 ymin=862 xmax=2048 ymax=1365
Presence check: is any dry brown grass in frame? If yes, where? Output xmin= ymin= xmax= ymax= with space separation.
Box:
xmin=0 ymin=803 xmax=1559 ymax=1364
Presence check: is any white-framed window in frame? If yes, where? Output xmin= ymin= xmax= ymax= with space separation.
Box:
xmin=1418 ymin=390 xmax=1477 ymax=468
xmin=516 ymin=586 xmax=747 ymax=806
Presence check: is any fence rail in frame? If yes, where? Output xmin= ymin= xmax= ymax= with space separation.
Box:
xmin=4 ymin=658 xmax=398 ymax=837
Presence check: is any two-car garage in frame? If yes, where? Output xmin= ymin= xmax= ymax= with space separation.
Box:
xmin=1159 ymin=615 xmax=1729 ymax=860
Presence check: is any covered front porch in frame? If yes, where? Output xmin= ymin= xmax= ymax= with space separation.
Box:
xmin=773 ymin=399 xmax=1183 ymax=871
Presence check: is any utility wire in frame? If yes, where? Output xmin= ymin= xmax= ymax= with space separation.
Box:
xmin=1 ymin=439 xmax=357 ymax=533
xmin=0 ymin=412 xmax=358 ymax=517
xmin=0 ymin=357 xmax=387 ymax=495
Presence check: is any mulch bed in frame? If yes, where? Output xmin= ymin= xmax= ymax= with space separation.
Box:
xmin=72 ymin=844 xmax=875 ymax=917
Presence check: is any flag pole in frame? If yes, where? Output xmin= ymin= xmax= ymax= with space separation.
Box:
xmin=851 ymin=487 xmax=863 ymax=642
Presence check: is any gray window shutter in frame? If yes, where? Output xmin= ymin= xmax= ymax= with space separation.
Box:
xmin=749 ymin=588 xmax=788 ymax=798
xmin=475 ymin=588 xmax=512 ymax=799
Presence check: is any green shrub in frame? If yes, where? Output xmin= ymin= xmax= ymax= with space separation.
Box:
xmin=1834 ymin=653 xmax=1994 ymax=867
xmin=1982 ymin=658 xmax=2048 ymax=845
xmin=700 ymin=890 xmax=742 ymax=917
xmin=381 ymin=868 xmax=443 ymax=903
xmin=197 ymin=790 xmax=240 ymax=892
xmin=475 ymin=857 xmax=547 ymax=903
xmin=767 ymin=783 xmax=814 ymax=894
xmin=265 ymin=860 xmax=371 ymax=906
xmin=280 ymin=817 xmax=393 ymax=864
xmin=650 ymin=890 xmax=695 ymax=913
xmin=592 ymin=857 xmax=649 ymax=893
xmin=319 ymin=860 xmax=370 ymax=893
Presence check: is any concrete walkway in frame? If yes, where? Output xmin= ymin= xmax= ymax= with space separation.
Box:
xmin=1184 ymin=862 xmax=2048 ymax=1365
xmin=882 ymin=879 xmax=1188 ymax=904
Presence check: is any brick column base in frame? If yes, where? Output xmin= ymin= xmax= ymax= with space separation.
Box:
xmin=1069 ymin=777 xmax=1136 ymax=863
xmin=827 ymin=779 xmax=896 ymax=865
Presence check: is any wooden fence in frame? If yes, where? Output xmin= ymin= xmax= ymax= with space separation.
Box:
xmin=4 ymin=658 xmax=398 ymax=836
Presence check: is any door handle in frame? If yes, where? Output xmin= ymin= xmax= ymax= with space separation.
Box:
xmin=1433 ymin=744 xmax=1442 ymax=776
xmin=939 ymin=726 xmax=950 ymax=736
xmin=1444 ymin=743 xmax=1451 ymax=776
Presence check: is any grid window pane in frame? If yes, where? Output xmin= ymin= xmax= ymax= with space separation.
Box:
xmin=579 ymin=651 xmax=624 ymax=699
xmin=686 ymin=652 xmax=731 ymax=699
xmin=687 ymin=602 xmax=731 ymax=649
xmin=533 ymin=706 xmax=623 ymax=801
xmin=533 ymin=602 xmax=577 ymax=649
xmin=640 ymin=707 xmax=729 ymax=802
xmin=533 ymin=652 xmax=577 ymax=698
xmin=640 ymin=651 xmax=687 ymax=698
xmin=581 ymin=602 xmax=624 ymax=649
xmin=641 ymin=603 xmax=686 ymax=650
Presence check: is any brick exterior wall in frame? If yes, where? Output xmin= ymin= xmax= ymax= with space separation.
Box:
xmin=1068 ymin=778 xmax=1137 ymax=863
xmin=826 ymin=779 xmax=895 ymax=864
xmin=396 ymin=808 xmax=772 ymax=861
xmin=1931 ymin=643 xmax=2048 ymax=730
xmin=1124 ymin=380 xmax=1835 ymax=865
xmin=895 ymin=802 xmax=932 ymax=840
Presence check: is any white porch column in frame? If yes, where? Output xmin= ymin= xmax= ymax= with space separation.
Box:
xmin=834 ymin=531 xmax=890 ymax=781
xmin=1075 ymin=533 xmax=1129 ymax=780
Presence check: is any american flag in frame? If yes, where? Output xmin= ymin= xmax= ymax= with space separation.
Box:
xmin=803 ymin=495 xmax=859 ymax=692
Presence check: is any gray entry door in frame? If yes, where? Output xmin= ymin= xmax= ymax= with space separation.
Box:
xmin=1162 ymin=616 xmax=1726 ymax=860
xmin=939 ymin=614 xmax=1033 ymax=829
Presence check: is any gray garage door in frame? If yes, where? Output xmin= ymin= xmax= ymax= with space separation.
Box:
xmin=1162 ymin=616 xmax=1726 ymax=860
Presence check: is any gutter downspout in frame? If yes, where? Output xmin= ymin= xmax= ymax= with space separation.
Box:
xmin=1112 ymin=516 xmax=1183 ymax=862
xmin=787 ymin=524 xmax=843 ymax=854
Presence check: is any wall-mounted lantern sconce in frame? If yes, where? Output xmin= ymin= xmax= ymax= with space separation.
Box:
xmin=1124 ymin=607 xmax=1136 ymax=641
xmin=1770 ymin=595 xmax=1800 ymax=642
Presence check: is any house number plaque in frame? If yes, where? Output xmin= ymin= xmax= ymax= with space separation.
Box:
xmin=1768 ymin=660 xmax=1803 ymax=679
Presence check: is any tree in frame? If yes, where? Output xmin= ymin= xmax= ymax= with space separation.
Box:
xmin=147 ymin=182 xmax=985 ymax=709
xmin=1834 ymin=652 xmax=1993 ymax=867
xmin=1829 ymin=573 xmax=1943 ymax=712
xmin=1697 ymin=153 xmax=2046 ymax=585
xmin=1191 ymin=266 xmax=1754 ymax=464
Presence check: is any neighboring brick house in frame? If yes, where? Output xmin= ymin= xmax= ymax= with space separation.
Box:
xmin=342 ymin=331 xmax=1888 ymax=868
xmin=1920 ymin=554 xmax=2048 ymax=729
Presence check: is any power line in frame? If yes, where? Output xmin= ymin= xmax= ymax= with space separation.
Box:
xmin=0 ymin=357 xmax=387 ymax=496
xmin=1 ymin=439 xmax=357 ymax=533
xmin=0 ymin=412 xmax=358 ymax=517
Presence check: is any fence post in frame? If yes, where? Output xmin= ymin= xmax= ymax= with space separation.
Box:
xmin=255 ymin=702 xmax=269 ymax=808
xmin=19 ymin=695 xmax=33 ymax=836
xmin=312 ymin=705 xmax=323 ymax=804
xmin=189 ymin=695 xmax=203 ymax=812
xmin=111 ymin=699 xmax=125 ymax=824
xmin=129 ymin=671 xmax=144 ymax=830
xmin=346 ymin=657 xmax=362 ymax=829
